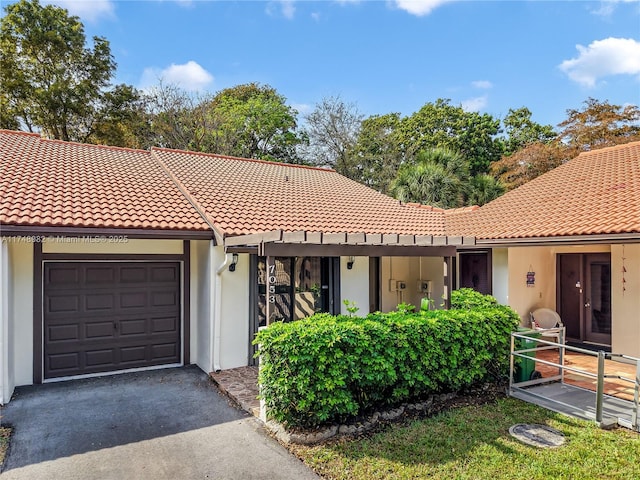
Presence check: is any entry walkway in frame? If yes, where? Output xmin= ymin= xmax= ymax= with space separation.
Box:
xmin=210 ymin=366 xmax=260 ymax=417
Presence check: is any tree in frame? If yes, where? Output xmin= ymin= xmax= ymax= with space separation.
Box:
xmin=0 ymin=0 xmax=116 ymax=141
xmin=144 ymin=82 xmax=215 ymax=151
xmin=398 ymin=99 xmax=504 ymax=175
xmin=502 ymin=107 xmax=555 ymax=155
xmin=491 ymin=98 xmax=639 ymax=191
xmin=557 ymin=97 xmax=640 ymax=154
xmin=87 ymin=84 xmax=151 ymax=149
xmin=205 ymin=83 xmax=305 ymax=162
xmin=347 ymin=113 xmax=404 ymax=191
xmin=490 ymin=141 xmax=566 ymax=190
xmin=390 ymin=148 xmax=468 ymax=208
xmin=467 ymin=174 xmax=505 ymax=206
xmin=301 ymin=95 xmax=363 ymax=176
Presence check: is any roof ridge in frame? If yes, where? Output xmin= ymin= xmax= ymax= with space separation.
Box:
xmin=151 ymin=146 xmax=337 ymax=173
xmin=150 ymin=150 xmax=222 ymax=241
xmin=39 ymin=137 xmax=152 ymax=155
xmin=0 ymin=129 xmax=41 ymax=138
xmin=578 ymin=140 xmax=640 ymax=158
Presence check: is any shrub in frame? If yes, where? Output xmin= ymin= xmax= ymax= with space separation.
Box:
xmin=255 ymin=292 xmax=519 ymax=428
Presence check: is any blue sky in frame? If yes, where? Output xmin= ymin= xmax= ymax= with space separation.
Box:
xmin=40 ymin=0 xmax=640 ymax=129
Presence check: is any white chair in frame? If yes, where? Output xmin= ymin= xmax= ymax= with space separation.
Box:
xmin=530 ymin=308 xmax=564 ymax=344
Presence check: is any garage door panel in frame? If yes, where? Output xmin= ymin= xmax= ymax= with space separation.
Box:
xmin=119 ymin=318 xmax=147 ymax=336
xmin=85 ymin=321 xmax=115 ymax=339
xmin=49 ymin=352 xmax=80 ymax=372
xmin=48 ymin=324 xmax=80 ymax=342
xmin=120 ymin=291 xmax=148 ymax=309
xmin=85 ymin=349 xmax=116 ymax=367
xmin=47 ymin=295 xmax=80 ymax=313
xmin=152 ymin=291 xmax=178 ymax=307
xmin=152 ymin=266 xmax=178 ymax=282
xmin=44 ymin=261 xmax=181 ymax=379
xmin=152 ymin=343 xmax=178 ymax=360
xmin=47 ymin=267 xmax=80 ymax=286
xmin=120 ymin=266 xmax=147 ymax=283
xmin=86 ymin=266 xmax=115 ymax=284
xmin=120 ymin=346 xmax=148 ymax=363
xmin=85 ymin=293 xmax=115 ymax=311
xmin=152 ymin=316 xmax=178 ymax=333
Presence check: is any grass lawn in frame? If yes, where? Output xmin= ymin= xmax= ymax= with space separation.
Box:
xmin=291 ymin=398 xmax=640 ymax=480
xmin=0 ymin=427 xmax=10 ymax=466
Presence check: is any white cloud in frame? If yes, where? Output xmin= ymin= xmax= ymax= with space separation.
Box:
xmin=471 ymin=80 xmax=493 ymax=89
xmin=45 ymin=1 xmax=115 ymax=22
xmin=281 ymin=1 xmax=296 ymax=19
xmin=589 ymin=0 xmax=638 ymax=17
xmin=461 ymin=95 xmax=488 ymax=112
xmin=393 ymin=0 xmax=455 ymax=16
xmin=266 ymin=1 xmax=296 ymax=19
xmin=292 ymin=103 xmax=312 ymax=115
xmin=140 ymin=61 xmax=214 ymax=92
xmin=559 ymin=37 xmax=640 ymax=87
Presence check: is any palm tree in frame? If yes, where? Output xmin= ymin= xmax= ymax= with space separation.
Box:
xmin=390 ymin=148 xmax=468 ymax=208
xmin=468 ymin=174 xmax=505 ymax=206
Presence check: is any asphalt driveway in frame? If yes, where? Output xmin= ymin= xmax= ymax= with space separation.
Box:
xmin=0 ymin=366 xmax=319 ymax=480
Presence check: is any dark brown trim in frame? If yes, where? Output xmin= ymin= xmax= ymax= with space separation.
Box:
xmin=1 ymin=225 xmax=213 ymax=241
xmin=457 ymin=249 xmax=493 ymax=294
xmin=33 ymin=241 xmax=43 ymax=384
xmin=369 ymin=257 xmax=381 ymax=313
xmin=474 ymin=233 xmax=640 ymax=247
xmin=183 ymin=240 xmax=190 ymax=365
xmin=443 ymin=256 xmax=452 ymax=309
xmin=226 ymin=246 xmax=259 ymax=254
xmin=261 ymin=243 xmax=456 ymax=258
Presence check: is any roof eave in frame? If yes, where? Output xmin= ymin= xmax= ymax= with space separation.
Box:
xmin=469 ymin=232 xmax=640 ymax=248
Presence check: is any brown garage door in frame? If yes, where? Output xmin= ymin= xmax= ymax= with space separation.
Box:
xmin=43 ymin=261 xmax=181 ymax=379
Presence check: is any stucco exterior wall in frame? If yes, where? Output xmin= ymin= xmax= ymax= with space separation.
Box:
xmin=506 ymin=245 xmax=611 ymax=325
xmin=190 ymin=240 xmax=211 ymax=372
xmin=491 ymin=248 xmax=509 ymax=305
xmin=0 ymin=241 xmax=12 ymax=403
xmin=7 ymin=241 xmax=34 ymax=390
xmin=212 ymin=247 xmax=250 ymax=370
xmin=380 ymin=257 xmax=444 ymax=312
xmin=42 ymin=238 xmax=184 ymax=255
xmin=611 ymin=244 xmax=640 ymax=357
xmin=340 ymin=256 xmax=369 ymax=315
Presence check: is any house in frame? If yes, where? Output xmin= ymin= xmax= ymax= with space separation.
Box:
xmin=447 ymin=141 xmax=640 ymax=357
xmin=0 ymin=130 xmax=468 ymax=403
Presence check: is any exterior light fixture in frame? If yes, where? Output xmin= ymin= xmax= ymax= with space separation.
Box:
xmin=229 ymin=253 xmax=239 ymax=272
xmin=347 ymin=256 xmax=355 ymax=270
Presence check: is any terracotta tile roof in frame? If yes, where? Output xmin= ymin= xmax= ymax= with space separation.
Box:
xmin=152 ymin=148 xmax=447 ymax=237
xmin=0 ymin=130 xmax=210 ymax=231
xmin=446 ymin=141 xmax=640 ymax=240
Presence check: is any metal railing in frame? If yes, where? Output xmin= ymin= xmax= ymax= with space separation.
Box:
xmin=510 ymin=328 xmax=640 ymax=431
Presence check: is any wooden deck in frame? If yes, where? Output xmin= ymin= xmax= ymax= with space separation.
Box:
xmin=512 ymin=345 xmax=639 ymax=431
xmin=535 ymin=348 xmax=637 ymax=401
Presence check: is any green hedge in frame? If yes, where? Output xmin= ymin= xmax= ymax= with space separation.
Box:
xmin=254 ymin=289 xmax=519 ymax=428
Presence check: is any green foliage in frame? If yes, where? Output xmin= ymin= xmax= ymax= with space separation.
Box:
xmin=450 ymin=288 xmax=499 ymax=309
xmin=398 ymin=99 xmax=503 ymax=176
xmin=255 ymin=292 xmax=519 ymax=428
xmin=342 ymin=299 xmax=360 ymax=317
xmin=1 ymin=0 xmax=116 ymax=141
xmin=502 ymin=107 xmax=556 ymax=156
xmin=390 ymin=148 xmax=468 ymax=208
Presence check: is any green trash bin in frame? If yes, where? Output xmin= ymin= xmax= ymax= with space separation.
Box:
xmin=514 ymin=327 xmax=542 ymax=382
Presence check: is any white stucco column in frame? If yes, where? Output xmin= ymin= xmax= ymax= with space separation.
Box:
xmin=0 ymin=240 xmax=12 ymax=404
